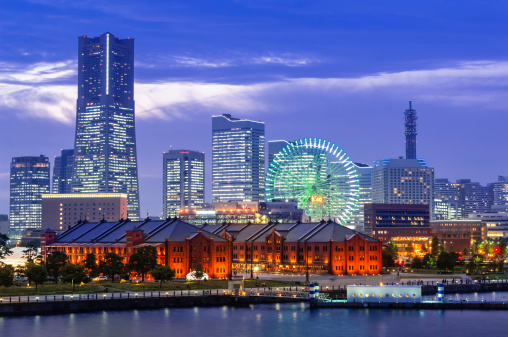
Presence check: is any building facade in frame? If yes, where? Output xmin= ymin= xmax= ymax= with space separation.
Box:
xmin=202 ymin=220 xmax=382 ymax=276
xmin=365 ymin=203 xmax=432 ymax=255
xmin=371 ymin=158 xmax=434 ymax=216
xmin=9 ymin=155 xmax=51 ymax=239
xmin=0 ymin=214 xmax=8 ymax=235
xmin=268 ymin=140 xmax=290 ymax=169
xmin=52 ymin=149 xmax=74 ymax=194
xmin=430 ymin=220 xmax=484 ymax=255
xmin=163 ymin=150 xmax=204 ymax=218
xmin=41 ymin=193 xmax=128 ymax=231
xmin=41 ymin=218 xmax=231 ymax=279
xmin=344 ymin=163 xmax=372 ymax=232
xmin=71 ymin=32 xmax=140 ymax=220
xmin=212 ymin=114 xmax=265 ymax=203
xmin=493 ymin=176 xmax=508 ymax=206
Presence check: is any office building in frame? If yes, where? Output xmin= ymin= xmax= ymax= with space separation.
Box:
xmin=9 ymin=155 xmax=51 ymax=238
xmin=0 ymin=215 xmax=8 ymax=235
xmin=268 ymin=140 xmax=290 ymax=169
xmin=435 ymin=179 xmax=493 ymax=219
xmin=212 ymin=114 xmax=265 ymax=203
xmin=344 ymin=163 xmax=372 ymax=232
xmin=71 ymin=32 xmax=140 ymax=220
xmin=430 ymin=220 xmax=484 ymax=255
xmin=163 ymin=150 xmax=205 ymax=218
xmin=52 ymin=149 xmax=74 ymax=194
xmin=469 ymin=207 xmax=508 ymax=239
xmin=493 ymin=176 xmax=508 ymax=206
xmin=371 ymin=158 xmax=434 ymax=215
xmin=41 ymin=193 xmax=128 ymax=231
xmin=364 ymin=203 xmax=432 ymax=255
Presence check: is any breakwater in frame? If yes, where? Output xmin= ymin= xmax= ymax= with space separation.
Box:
xmin=0 ymin=295 xmax=302 ymax=316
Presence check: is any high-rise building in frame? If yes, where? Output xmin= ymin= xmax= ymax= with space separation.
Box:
xmin=371 ymin=158 xmax=434 ymax=215
xmin=163 ymin=150 xmax=205 ymax=218
xmin=71 ymin=32 xmax=140 ymax=220
xmin=344 ymin=163 xmax=372 ymax=232
xmin=0 ymin=215 xmax=8 ymax=235
xmin=212 ymin=114 xmax=265 ymax=203
xmin=9 ymin=155 xmax=51 ymax=238
xmin=404 ymin=100 xmax=418 ymax=160
xmin=52 ymin=149 xmax=74 ymax=194
xmin=268 ymin=140 xmax=290 ymax=169
xmin=493 ymin=176 xmax=508 ymax=206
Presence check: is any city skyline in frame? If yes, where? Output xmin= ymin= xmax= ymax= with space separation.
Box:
xmin=0 ymin=1 xmax=507 ymax=217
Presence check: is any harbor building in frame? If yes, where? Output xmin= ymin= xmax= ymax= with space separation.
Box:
xmin=9 ymin=155 xmax=51 ymax=239
xmin=163 ymin=150 xmax=205 ymax=218
xmin=212 ymin=114 xmax=265 ymax=203
xmin=71 ymin=32 xmax=140 ymax=220
xmin=41 ymin=193 xmax=127 ymax=231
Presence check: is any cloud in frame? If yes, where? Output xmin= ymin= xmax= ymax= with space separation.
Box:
xmin=0 ymin=59 xmax=507 ymax=124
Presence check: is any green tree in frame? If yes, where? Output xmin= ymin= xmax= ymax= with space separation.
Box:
xmin=99 ymin=253 xmax=125 ymax=282
xmin=193 ymin=264 xmax=205 ymax=281
xmin=60 ymin=263 xmax=89 ymax=291
xmin=24 ymin=263 xmax=48 ymax=292
xmin=385 ymin=242 xmax=398 ymax=260
xmin=431 ymin=236 xmax=440 ymax=257
xmin=83 ymin=253 xmax=99 ymax=278
xmin=382 ymin=251 xmax=395 ymax=268
xmin=0 ymin=263 xmax=14 ymax=288
xmin=128 ymin=246 xmax=158 ymax=282
xmin=411 ymin=256 xmax=423 ymax=270
xmin=436 ymin=252 xmax=455 ymax=272
xmin=23 ymin=245 xmax=41 ymax=264
xmin=0 ymin=234 xmax=12 ymax=260
xmin=422 ymin=253 xmax=435 ymax=269
xmin=46 ymin=251 xmax=68 ymax=283
xmin=151 ymin=265 xmax=176 ymax=288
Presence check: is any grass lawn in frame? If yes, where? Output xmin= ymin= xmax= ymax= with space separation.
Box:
xmin=103 ymin=279 xmax=293 ymax=292
xmin=0 ymin=282 xmax=117 ymax=296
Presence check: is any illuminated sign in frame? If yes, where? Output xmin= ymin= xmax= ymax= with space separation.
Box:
xmin=309 ymin=196 xmax=324 ymax=203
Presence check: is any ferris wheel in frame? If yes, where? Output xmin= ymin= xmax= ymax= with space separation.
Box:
xmin=266 ymin=138 xmax=359 ymax=224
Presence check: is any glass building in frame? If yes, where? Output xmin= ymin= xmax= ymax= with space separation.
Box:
xmin=212 ymin=114 xmax=265 ymax=203
xmin=52 ymin=149 xmax=74 ymax=194
xmin=340 ymin=162 xmax=372 ymax=232
xmin=71 ymin=32 xmax=140 ymax=220
xmin=9 ymin=155 xmax=50 ymax=239
xmin=163 ymin=150 xmax=205 ymax=218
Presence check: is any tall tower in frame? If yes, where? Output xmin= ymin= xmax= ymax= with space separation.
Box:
xmin=404 ymin=100 xmax=418 ymax=159
xmin=163 ymin=150 xmax=205 ymax=218
xmin=72 ymin=33 xmax=140 ymax=220
xmin=9 ymin=155 xmax=50 ymax=238
xmin=212 ymin=114 xmax=265 ymax=203
xmin=52 ymin=149 xmax=74 ymax=194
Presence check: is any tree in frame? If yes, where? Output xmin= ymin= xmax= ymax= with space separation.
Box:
xmin=411 ymin=256 xmax=423 ymax=270
xmin=128 ymin=246 xmax=158 ymax=282
xmin=46 ymin=251 xmax=68 ymax=283
xmin=60 ymin=263 xmax=89 ymax=291
xmin=24 ymin=263 xmax=48 ymax=292
xmin=99 ymin=253 xmax=125 ymax=282
xmin=436 ymin=252 xmax=455 ymax=272
xmin=0 ymin=263 xmax=14 ymax=288
xmin=422 ymin=253 xmax=435 ymax=269
xmin=0 ymin=234 xmax=12 ymax=261
xmin=385 ymin=242 xmax=398 ymax=260
xmin=382 ymin=251 xmax=395 ymax=268
xmin=23 ymin=245 xmax=41 ymax=264
xmin=193 ymin=264 xmax=205 ymax=281
xmin=83 ymin=253 xmax=99 ymax=278
xmin=151 ymin=265 xmax=176 ymax=288
xmin=431 ymin=237 xmax=440 ymax=257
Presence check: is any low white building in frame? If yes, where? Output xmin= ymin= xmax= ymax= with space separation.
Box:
xmin=347 ymin=285 xmax=422 ymax=303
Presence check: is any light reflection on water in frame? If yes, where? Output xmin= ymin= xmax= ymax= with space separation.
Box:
xmin=0 ymin=294 xmax=507 ymax=337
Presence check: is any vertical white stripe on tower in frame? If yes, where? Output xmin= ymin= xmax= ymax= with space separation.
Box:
xmin=106 ymin=33 xmax=109 ymax=95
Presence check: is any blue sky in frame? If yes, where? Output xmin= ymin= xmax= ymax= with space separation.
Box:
xmin=0 ymin=0 xmax=507 ymax=217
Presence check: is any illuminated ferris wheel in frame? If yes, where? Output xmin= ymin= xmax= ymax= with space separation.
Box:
xmin=265 ymin=138 xmax=359 ymax=224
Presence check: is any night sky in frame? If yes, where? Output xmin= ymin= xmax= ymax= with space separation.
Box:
xmin=1 ymin=0 xmax=507 ymax=218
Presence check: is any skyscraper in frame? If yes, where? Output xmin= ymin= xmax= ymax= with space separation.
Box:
xmin=493 ymin=176 xmax=508 ymax=206
xmin=268 ymin=140 xmax=290 ymax=169
xmin=344 ymin=162 xmax=372 ymax=232
xmin=371 ymin=158 xmax=434 ymax=215
xmin=9 ymin=155 xmax=50 ymax=238
xmin=212 ymin=114 xmax=265 ymax=203
xmin=71 ymin=32 xmax=140 ymax=220
xmin=404 ymin=100 xmax=418 ymax=159
xmin=52 ymin=149 xmax=74 ymax=194
xmin=163 ymin=150 xmax=205 ymax=218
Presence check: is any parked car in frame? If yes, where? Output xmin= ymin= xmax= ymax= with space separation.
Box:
xmin=92 ymin=276 xmax=108 ymax=281
xmin=14 ymin=276 xmax=27 ymax=282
